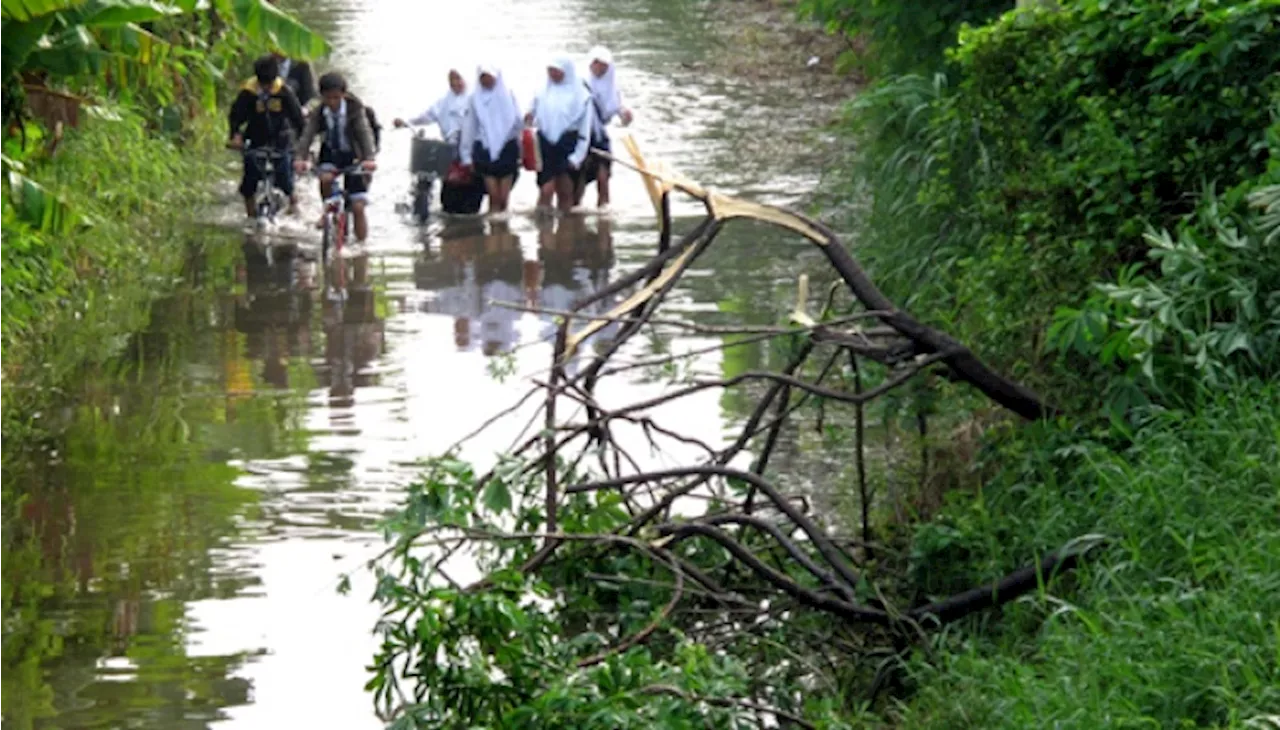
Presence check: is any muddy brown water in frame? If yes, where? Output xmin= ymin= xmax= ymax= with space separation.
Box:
xmin=1 ymin=0 xmax=853 ymax=727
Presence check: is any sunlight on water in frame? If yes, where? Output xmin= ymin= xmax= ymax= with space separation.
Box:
xmin=3 ymin=0 xmax=843 ymax=727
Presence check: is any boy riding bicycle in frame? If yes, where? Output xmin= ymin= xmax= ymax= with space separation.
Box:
xmin=228 ymin=56 xmax=305 ymax=218
xmin=293 ymin=72 xmax=379 ymax=243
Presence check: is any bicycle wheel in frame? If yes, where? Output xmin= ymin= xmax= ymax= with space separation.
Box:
xmin=413 ymin=176 xmax=433 ymax=222
xmin=255 ymin=181 xmax=271 ymax=227
xmin=322 ymin=214 xmax=336 ymax=263
xmin=337 ymin=208 xmax=348 ymax=255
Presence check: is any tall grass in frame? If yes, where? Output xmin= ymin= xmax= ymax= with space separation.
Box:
xmin=895 ymin=384 xmax=1280 ymax=727
xmin=1 ymin=110 xmax=224 ymax=441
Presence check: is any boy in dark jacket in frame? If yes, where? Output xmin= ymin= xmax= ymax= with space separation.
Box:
xmin=270 ymin=49 xmax=318 ymax=107
xmin=228 ymin=55 xmax=305 ymax=217
xmin=294 ymin=72 xmax=379 ymax=243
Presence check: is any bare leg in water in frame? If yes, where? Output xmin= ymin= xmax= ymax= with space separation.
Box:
xmin=352 ymin=199 xmax=369 ymax=242
xmin=496 ymin=175 xmax=514 ymax=212
xmin=595 ymin=165 xmax=611 ymax=208
xmin=554 ymin=173 xmax=576 ymax=213
xmin=537 ymin=179 xmax=555 ymax=210
xmin=484 ymin=176 xmax=502 ymax=214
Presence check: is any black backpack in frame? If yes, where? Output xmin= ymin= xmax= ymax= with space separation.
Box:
xmin=365 ymin=106 xmax=382 ymax=152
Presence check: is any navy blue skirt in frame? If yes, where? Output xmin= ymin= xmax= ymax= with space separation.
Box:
xmin=473 ymin=139 xmax=520 ymax=180
xmin=580 ymin=133 xmax=611 ymax=186
xmin=537 ymin=131 xmax=580 ymax=186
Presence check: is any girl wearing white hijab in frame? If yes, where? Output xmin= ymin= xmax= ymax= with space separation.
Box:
xmin=395 ymin=69 xmax=485 ymax=215
xmin=460 ymin=64 xmax=523 ymax=214
xmin=525 ymin=55 xmax=593 ymax=213
xmin=577 ymin=46 xmax=633 ymax=210
xmin=393 ymin=69 xmax=470 ymax=145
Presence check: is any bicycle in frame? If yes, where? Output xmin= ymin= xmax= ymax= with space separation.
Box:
xmin=242 ymin=147 xmax=290 ymax=230
xmin=314 ymin=162 xmax=372 ymax=265
xmin=405 ymin=127 xmax=454 ymax=223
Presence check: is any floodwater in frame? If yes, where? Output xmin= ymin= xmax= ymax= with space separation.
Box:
xmin=1 ymin=0 xmax=849 ymax=728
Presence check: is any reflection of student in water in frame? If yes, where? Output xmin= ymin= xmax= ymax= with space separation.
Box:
xmin=418 ymin=218 xmax=500 ymax=352
xmin=321 ymin=254 xmax=385 ymax=406
xmin=536 ymin=217 xmax=618 ymax=371
xmin=433 ymin=259 xmax=482 ymax=352
xmin=476 ymin=219 xmax=524 ymax=356
xmin=234 ymin=239 xmax=313 ymax=390
xmin=480 ymin=279 xmax=521 ymax=356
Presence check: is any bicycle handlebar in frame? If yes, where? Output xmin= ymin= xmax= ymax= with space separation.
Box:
xmin=230 ymin=144 xmax=287 ymax=158
xmin=311 ymin=164 xmax=374 ymax=178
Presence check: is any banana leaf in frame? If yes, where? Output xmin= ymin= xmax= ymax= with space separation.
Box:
xmin=0 ymin=0 xmax=83 ymax=22
xmin=216 ymin=0 xmax=328 ymax=60
xmin=2 ymin=155 xmax=80 ymax=234
xmin=66 ymin=0 xmax=183 ymax=26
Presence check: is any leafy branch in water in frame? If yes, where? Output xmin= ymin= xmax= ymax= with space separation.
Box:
xmin=361 ymin=142 xmax=1102 ymax=728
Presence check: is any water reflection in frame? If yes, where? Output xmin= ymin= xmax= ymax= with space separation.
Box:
xmin=3 ymin=0 xmax=844 ymax=724
xmin=537 ymin=216 xmax=622 ymax=373
xmin=410 ymin=216 xmax=619 ymax=363
xmin=319 ymin=254 xmax=386 ymax=409
xmin=1 ymin=241 xmax=262 ymax=730
xmin=234 ymin=240 xmax=314 ymax=391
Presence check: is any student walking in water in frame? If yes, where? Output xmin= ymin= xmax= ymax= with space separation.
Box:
xmin=459 ymin=64 xmax=522 ymax=215
xmin=577 ymin=46 xmax=633 ymax=210
xmin=393 ymin=69 xmax=470 ymax=145
xmin=526 ymin=56 xmax=592 ymax=214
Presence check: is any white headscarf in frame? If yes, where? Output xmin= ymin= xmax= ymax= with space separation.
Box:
xmin=472 ymin=64 xmax=520 ymax=154
xmin=427 ymin=70 xmax=470 ymax=143
xmin=533 ymin=55 xmax=591 ymax=142
xmin=586 ymin=45 xmax=623 ymax=132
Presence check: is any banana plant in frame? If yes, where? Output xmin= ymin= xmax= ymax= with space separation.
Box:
xmin=1 ymin=0 xmax=328 ymax=230
xmin=1 ymin=154 xmax=81 ymax=234
xmin=2 ymin=0 xmax=327 ymax=88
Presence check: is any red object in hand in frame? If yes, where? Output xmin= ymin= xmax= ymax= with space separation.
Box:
xmin=521 ymin=128 xmax=542 ymax=172
xmin=446 ymin=160 xmax=472 ymax=185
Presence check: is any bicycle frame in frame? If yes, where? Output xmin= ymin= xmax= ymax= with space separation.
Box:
xmin=406 ymin=126 xmax=455 ymax=222
xmin=246 ymin=148 xmax=288 ymax=228
xmin=318 ymin=163 xmax=368 ymax=264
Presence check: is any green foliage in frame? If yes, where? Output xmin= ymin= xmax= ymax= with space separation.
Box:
xmin=895 ymin=383 xmax=1280 ymax=728
xmin=1047 ymin=182 xmax=1280 ymax=409
xmin=815 ymin=1 xmax=1280 ymax=725
xmin=795 ymin=0 xmax=1013 ymax=76
xmin=364 ymin=452 xmax=883 ymax=728
xmin=0 ymin=108 xmax=221 ymax=438
xmin=839 ymin=0 xmax=1280 ymax=411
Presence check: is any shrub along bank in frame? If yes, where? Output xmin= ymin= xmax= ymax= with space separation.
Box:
xmin=0 ymin=0 xmax=328 ymax=443
xmin=804 ymin=0 xmax=1280 ymax=725
xmin=1 ymin=112 xmax=223 ymax=441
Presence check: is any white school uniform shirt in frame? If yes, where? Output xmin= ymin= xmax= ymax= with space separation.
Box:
xmin=323 ymin=99 xmax=350 ymax=153
xmin=528 ymin=56 xmax=593 ymax=167
xmin=459 ymin=65 xmax=521 ymax=166
xmin=407 ymin=88 xmax=470 ymax=145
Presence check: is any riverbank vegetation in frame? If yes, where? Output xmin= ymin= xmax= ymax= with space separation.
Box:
xmin=0 ymin=0 xmax=326 ymax=442
xmin=366 ymin=0 xmax=1280 ymax=727
xmin=809 ymin=0 xmax=1280 ymax=724
xmin=2 ymin=2 xmax=326 ymax=725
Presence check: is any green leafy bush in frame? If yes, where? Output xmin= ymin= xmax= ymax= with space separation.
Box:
xmin=1047 ymin=180 xmax=1280 ymax=413
xmin=796 ymin=0 xmax=1013 ymax=76
xmin=840 ymin=0 xmax=1280 ymax=411
xmin=364 ymin=456 xmax=869 ymax=729
xmin=1 ymin=110 xmax=222 ymax=436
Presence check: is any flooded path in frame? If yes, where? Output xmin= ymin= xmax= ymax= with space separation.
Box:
xmin=2 ymin=0 xmax=846 ymax=727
